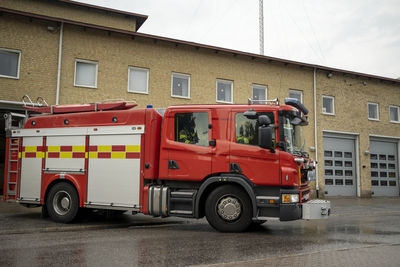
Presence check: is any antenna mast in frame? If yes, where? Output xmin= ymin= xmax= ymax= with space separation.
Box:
xmin=259 ymin=0 xmax=264 ymax=55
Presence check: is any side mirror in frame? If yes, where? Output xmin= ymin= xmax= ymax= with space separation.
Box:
xmin=244 ymin=109 xmax=258 ymax=119
xmin=258 ymin=115 xmax=274 ymax=152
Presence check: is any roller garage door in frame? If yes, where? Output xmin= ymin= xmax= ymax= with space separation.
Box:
xmin=323 ymin=134 xmax=357 ymax=196
xmin=370 ymin=138 xmax=399 ymax=196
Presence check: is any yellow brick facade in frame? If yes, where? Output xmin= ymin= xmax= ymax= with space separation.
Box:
xmin=0 ymin=0 xmax=137 ymax=31
xmin=0 ymin=0 xmax=399 ymax=197
xmin=0 ymin=14 xmax=59 ymax=102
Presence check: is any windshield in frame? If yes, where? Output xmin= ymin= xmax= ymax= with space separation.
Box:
xmin=283 ymin=117 xmax=306 ymax=156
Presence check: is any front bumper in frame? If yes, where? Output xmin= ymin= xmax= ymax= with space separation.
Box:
xmin=279 ymin=199 xmax=331 ymax=221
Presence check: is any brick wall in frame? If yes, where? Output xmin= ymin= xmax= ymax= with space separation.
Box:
xmin=0 ymin=0 xmax=137 ymax=32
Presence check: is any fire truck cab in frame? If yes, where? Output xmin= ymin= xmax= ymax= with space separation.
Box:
xmin=3 ymin=99 xmax=330 ymax=232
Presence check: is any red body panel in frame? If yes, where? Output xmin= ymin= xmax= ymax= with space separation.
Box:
xmin=143 ymin=109 xmax=162 ymax=180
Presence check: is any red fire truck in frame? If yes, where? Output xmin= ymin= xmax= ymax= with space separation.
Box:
xmin=3 ymin=98 xmax=330 ymax=232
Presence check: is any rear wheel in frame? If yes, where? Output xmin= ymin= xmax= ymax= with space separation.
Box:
xmin=205 ymin=185 xmax=252 ymax=232
xmin=46 ymin=182 xmax=79 ymax=223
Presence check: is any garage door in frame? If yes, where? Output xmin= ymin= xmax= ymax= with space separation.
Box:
xmin=370 ymin=139 xmax=399 ymax=196
xmin=323 ymin=135 xmax=357 ymax=196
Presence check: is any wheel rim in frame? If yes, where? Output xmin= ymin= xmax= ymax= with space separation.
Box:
xmin=53 ymin=190 xmax=72 ymax=216
xmin=216 ymin=195 xmax=242 ymax=221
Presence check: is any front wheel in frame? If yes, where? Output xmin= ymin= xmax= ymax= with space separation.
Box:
xmin=46 ymin=182 xmax=79 ymax=223
xmin=205 ymin=185 xmax=252 ymax=232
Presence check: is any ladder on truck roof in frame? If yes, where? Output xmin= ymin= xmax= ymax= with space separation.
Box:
xmin=23 ymin=98 xmax=138 ymax=114
xmin=248 ymin=98 xmax=279 ymax=105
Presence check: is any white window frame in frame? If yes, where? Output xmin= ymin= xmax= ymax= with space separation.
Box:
xmin=322 ymin=95 xmax=335 ymax=115
xmin=289 ymin=89 xmax=303 ymax=103
xmin=74 ymin=59 xmax=98 ymax=88
xmin=127 ymin=66 xmax=149 ymax=94
xmin=367 ymin=102 xmax=380 ymax=121
xmin=252 ymin=84 xmax=267 ymax=101
xmin=0 ymin=48 xmax=21 ymax=79
xmin=216 ymin=79 xmax=233 ymax=104
xmin=389 ymin=105 xmax=400 ymax=123
xmin=171 ymin=72 xmax=190 ymax=99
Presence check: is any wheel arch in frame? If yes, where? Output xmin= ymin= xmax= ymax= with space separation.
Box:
xmin=43 ymin=176 xmax=81 ymax=207
xmin=195 ymin=175 xmax=257 ymax=219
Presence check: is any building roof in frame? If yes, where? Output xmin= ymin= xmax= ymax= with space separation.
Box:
xmin=1 ymin=4 xmax=398 ymax=85
xmin=58 ymin=0 xmax=148 ymax=30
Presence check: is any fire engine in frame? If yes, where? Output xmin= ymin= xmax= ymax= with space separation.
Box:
xmin=3 ymin=98 xmax=330 ymax=232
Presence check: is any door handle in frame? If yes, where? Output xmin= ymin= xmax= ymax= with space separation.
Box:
xmin=168 ymin=160 xmax=180 ymax=169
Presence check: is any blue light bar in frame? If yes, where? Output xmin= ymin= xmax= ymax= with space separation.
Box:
xmin=284 ymin=98 xmax=309 ymax=115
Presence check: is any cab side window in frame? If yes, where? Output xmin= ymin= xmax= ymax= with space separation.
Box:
xmin=175 ymin=112 xmax=209 ymax=146
xmin=235 ymin=112 xmax=275 ymax=146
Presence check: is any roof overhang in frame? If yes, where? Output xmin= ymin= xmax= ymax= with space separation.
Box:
xmin=57 ymin=0 xmax=148 ymax=30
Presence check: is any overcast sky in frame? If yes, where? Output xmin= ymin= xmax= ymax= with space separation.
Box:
xmin=76 ymin=0 xmax=400 ymax=79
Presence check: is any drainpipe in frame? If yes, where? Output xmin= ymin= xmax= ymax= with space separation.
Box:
xmin=55 ymin=22 xmax=64 ymax=105
xmin=313 ymin=67 xmax=319 ymax=198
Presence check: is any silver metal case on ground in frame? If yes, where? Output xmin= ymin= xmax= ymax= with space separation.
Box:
xmin=302 ymin=199 xmax=331 ymax=220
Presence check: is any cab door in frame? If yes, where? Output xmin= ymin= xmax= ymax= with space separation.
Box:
xmin=161 ymin=109 xmax=212 ymax=181
xmin=229 ymin=110 xmax=280 ymax=185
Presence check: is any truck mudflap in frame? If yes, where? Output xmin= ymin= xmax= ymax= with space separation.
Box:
xmin=302 ymin=199 xmax=331 ymax=220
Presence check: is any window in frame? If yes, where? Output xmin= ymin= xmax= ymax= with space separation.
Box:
xmin=171 ymin=73 xmax=190 ymax=98
xmin=252 ymin=84 xmax=267 ymax=102
xmin=74 ymin=59 xmax=98 ymax=88
xmin=322 ymin=95 xmax=335 ymax=115
xmin=216 ymin=79 xmax=233 ymax=103
xmin=368 ymin=102 xmax=379 ymax=120
xmin=235 ymin=112 xmax=275 ymax=146
xmin=289 ymin=89 xmax=303 ymax=103
xmin=0 ymin=48 xmax=21 ymax=79
xmin=128 ymin=67 xmax=149 ymax=94
xmin=389 ymin=106 xmax=399 ymax=123
xmin=174 ymin=112 xmax=209 ymax=147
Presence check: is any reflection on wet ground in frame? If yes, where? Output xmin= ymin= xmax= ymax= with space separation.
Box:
xmin=1 ymin=197 xmax=400 ymax=266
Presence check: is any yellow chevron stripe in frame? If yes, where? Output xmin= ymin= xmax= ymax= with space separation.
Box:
xmin=98 ymin=145 xmax=112 ymax=152
xmin=125 ymin=145 xmax=140 ymax=152
xmin=111 ymin=152 xmax=125 ymax=159
xmin=72 ymin=146 xmax=85 ymax=152
xmin=24 ymin=146 xmax=37 ymax=152
xmin=60 ymin=152 xmax=73 ymax=158
xmin=47 ymin=146 xmax=60 ymax=152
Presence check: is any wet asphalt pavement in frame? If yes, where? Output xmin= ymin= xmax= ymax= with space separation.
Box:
xmin=1 ymin=197 xmax=400 ymax=266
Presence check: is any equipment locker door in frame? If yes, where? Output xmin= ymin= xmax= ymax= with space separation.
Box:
xmin=20 ymin=136 xmax=43 ymax=202
xmin=87 ymin=134 xmax=141 ymax=207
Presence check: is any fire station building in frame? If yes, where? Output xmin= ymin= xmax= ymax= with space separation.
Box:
xmin=1 ymin=0 xmax=399 ymax=197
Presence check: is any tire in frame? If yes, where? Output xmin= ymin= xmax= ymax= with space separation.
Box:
xmin=46 ymin=182 xmax=79 ymax=223
xmin=205 ymin=184 xmax=252 ymax=232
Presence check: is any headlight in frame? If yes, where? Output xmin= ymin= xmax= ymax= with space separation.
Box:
xmin=281 ymin=194 xmax=299 ymax=203
xmin=307 ymin=170 xmax=316 ymax=181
